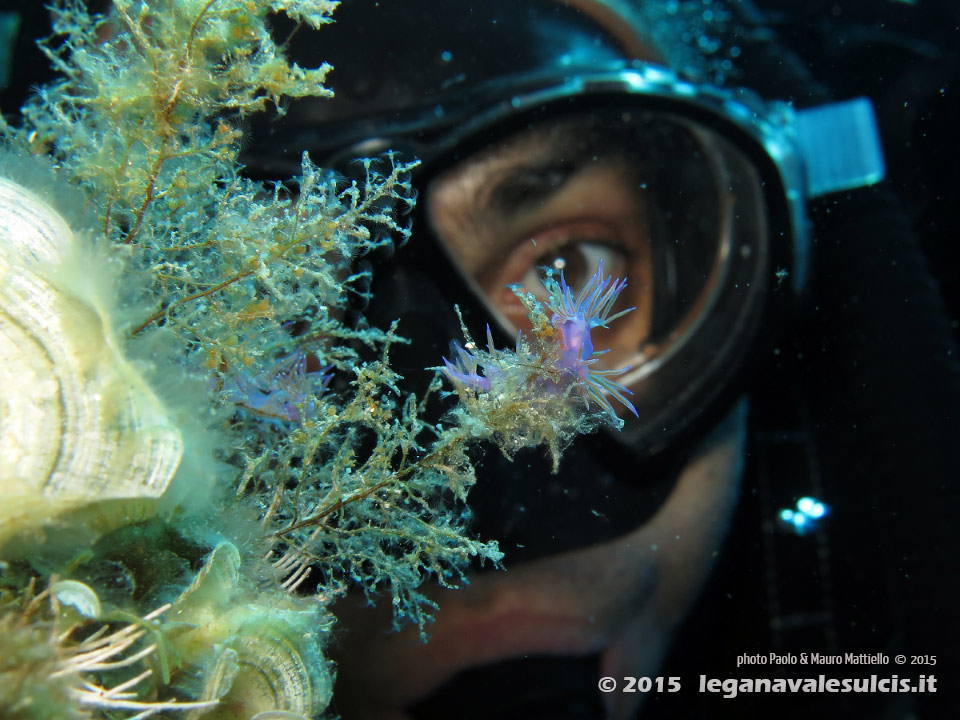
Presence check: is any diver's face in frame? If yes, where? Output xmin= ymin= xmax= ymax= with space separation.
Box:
xmin=329 ymin=116 xmax=750 ymax=720
xmin=426 ymin=119 xmax=655 ymax=371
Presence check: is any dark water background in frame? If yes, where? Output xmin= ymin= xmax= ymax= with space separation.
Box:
xmin=1 ymin=1 xmax=957 ymax=718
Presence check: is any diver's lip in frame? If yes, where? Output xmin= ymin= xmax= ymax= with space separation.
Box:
xmin=329 ymin=554 xmax=635 ymax=720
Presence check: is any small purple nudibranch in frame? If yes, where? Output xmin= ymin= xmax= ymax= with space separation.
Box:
xmin=543 ymin=262 xmax=639 ymax=419
xmin=223 ymin=350 xmax=331 ymax=423
xmin=442 ymin=322 xmax=507 ymax=393
xmin=442 ymin=263 xmax=638 ymax=421
xmin=443 ymin=341 xmax=493 ymax=392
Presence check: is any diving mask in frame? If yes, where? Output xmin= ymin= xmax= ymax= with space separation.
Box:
xmin=245 ymin=0 xmax=884 ymax=457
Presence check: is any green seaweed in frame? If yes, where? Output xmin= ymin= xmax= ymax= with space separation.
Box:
xmin=0 ymin=1 xmax=629 ymax=717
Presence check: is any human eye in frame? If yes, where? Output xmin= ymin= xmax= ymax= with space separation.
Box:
xmin=485 ymin=223 xmax=630 ymax=325
xmin=426 ymin=147 xmax=656 ymax=364
xmin=479 ymin=210 xmax=655 ymax=373
xmin=522 ymin=242 xmax=625 ymax=299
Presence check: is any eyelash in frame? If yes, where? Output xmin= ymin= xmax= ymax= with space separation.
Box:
xmin=521 ymin=240 xmax=626 ymax=301
xmin=486 ymin=221 xmax=630 ymax=322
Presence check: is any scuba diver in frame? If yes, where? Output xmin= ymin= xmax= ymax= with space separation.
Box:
xmin=0 ymin=1 xmax=955 ymax=718
xmin=235 ymin=0 xmax=960 ymax=718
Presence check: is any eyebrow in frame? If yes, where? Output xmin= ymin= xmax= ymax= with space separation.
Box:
xmin=484 ymin=160 xmax=581 ymax=217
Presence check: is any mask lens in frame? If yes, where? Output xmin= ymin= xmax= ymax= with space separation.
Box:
xmin=425 ymin=104 xmax=772 ymax=444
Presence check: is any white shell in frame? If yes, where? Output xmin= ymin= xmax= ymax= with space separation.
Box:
xmin=170 ymin=543 xmax=333 ymax=717
xmin=174 ymin=541 xmax=243 ymax=613
xmin=228 ymin=610 xmax=333 ymax=718
xmin=50 ymin=579 xmax=102 ymax=619
xmin=0 ymin=175 xmax=183 ymax=545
